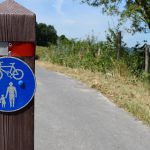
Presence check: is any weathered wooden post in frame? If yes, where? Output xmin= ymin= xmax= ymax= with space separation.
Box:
xmin=117 ymin=31 xmax=122 ymax=60
xmin=0 ymin=0 xmax=36 ymax=150
xmin=144 ymin=44 xmax=149 ymax=73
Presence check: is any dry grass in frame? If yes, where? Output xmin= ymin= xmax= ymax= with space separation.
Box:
xmin=36 ymin=60 xmax=150 ymax=126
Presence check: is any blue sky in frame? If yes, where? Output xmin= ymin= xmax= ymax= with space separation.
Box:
xmin=1 ymin=0 xmax=150 ymax=47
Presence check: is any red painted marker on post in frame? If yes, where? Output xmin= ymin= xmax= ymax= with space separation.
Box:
xmin=9 ymin=42 xmax=35 ymax=57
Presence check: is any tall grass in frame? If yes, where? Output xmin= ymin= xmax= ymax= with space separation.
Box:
xmin=37 ymin=38 xmax=150 ymax=81
xmin=38 ymin=41 xmax=118 ymax=71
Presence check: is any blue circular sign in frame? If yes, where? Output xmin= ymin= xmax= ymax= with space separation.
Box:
xmin=0 ymin=57 xmax=36 ymax=112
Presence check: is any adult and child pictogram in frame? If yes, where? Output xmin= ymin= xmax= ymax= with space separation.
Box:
xmin=0 ymin=82 xmax=17 ymax=108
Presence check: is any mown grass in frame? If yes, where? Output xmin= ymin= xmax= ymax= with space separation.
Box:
xmin=36 ymin=46 xmax=150 ymax=126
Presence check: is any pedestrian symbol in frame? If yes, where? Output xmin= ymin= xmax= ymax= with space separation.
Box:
xmin=6 ymin=82 xmax=17 ymax=108
xmin=0 ymin=57 xmax=36 ymax=112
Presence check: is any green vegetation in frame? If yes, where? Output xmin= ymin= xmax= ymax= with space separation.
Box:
xmin=36 ymin=47 xmax=150 ymax=125
xmin=80 ymin=0 xmax=150 ymax=33
xmin=36 ymin=32 xmax=150 ymax=125
xmin=36 ymin=22 xmax=57 ymax=46
xmin=36 ymin=33 xmax=150 ymax=82
xmin=36 ymin=0 xmax=150 ymax=125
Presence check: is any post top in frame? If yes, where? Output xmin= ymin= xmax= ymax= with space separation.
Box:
xmin=0 ymin=0 xmax=36 ymax=42
xmin=0 ymin=0 xmax=35 ymax=15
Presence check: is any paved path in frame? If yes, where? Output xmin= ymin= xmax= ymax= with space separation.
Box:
xmin=35 ymin=65 xmax=150 ymax=150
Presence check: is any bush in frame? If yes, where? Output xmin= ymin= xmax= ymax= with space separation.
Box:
xmin=36 ymin=37 xmax=150 ymax=82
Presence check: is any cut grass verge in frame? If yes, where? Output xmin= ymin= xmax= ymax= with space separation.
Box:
xmin=36 ymin=60 xmax=150 ymax=126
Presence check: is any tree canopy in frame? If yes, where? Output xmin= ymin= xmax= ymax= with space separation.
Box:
xmin=81 ymin=0 xmax=150 ymax=33
xmin=36 ymin=23 xmax=58 ymax=46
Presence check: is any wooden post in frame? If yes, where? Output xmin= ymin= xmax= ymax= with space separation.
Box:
xmin=117 ymin=31 xmax=121 ymax=60
xmin=144 ymin=44 xmax=149 ymax=73
xmin=0 ymin=1 xmax=36 ymax=150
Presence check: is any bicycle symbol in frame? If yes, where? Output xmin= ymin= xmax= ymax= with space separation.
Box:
xmin=0 ymin=62 xmax=24 ymax=80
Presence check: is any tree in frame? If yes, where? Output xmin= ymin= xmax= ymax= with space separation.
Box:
xmin=36 ymin=23 xmax=58 ymax=46
xmin=59 ymin=35 xmax=68 ymax=41
xmin=81 ymin=0 xmax=150 ymax=33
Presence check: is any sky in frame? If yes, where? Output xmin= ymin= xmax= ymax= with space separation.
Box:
xmin=0 ymin=0 xmax=150 ymax=47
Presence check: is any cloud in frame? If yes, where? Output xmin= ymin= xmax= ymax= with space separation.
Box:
xmin=53 ymin=0 xmax=64 ymax=16
xmin=63 ymin=19 xmax=76 ymax=25
xmin=53 ymin=0 xmax=76 ymax=25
